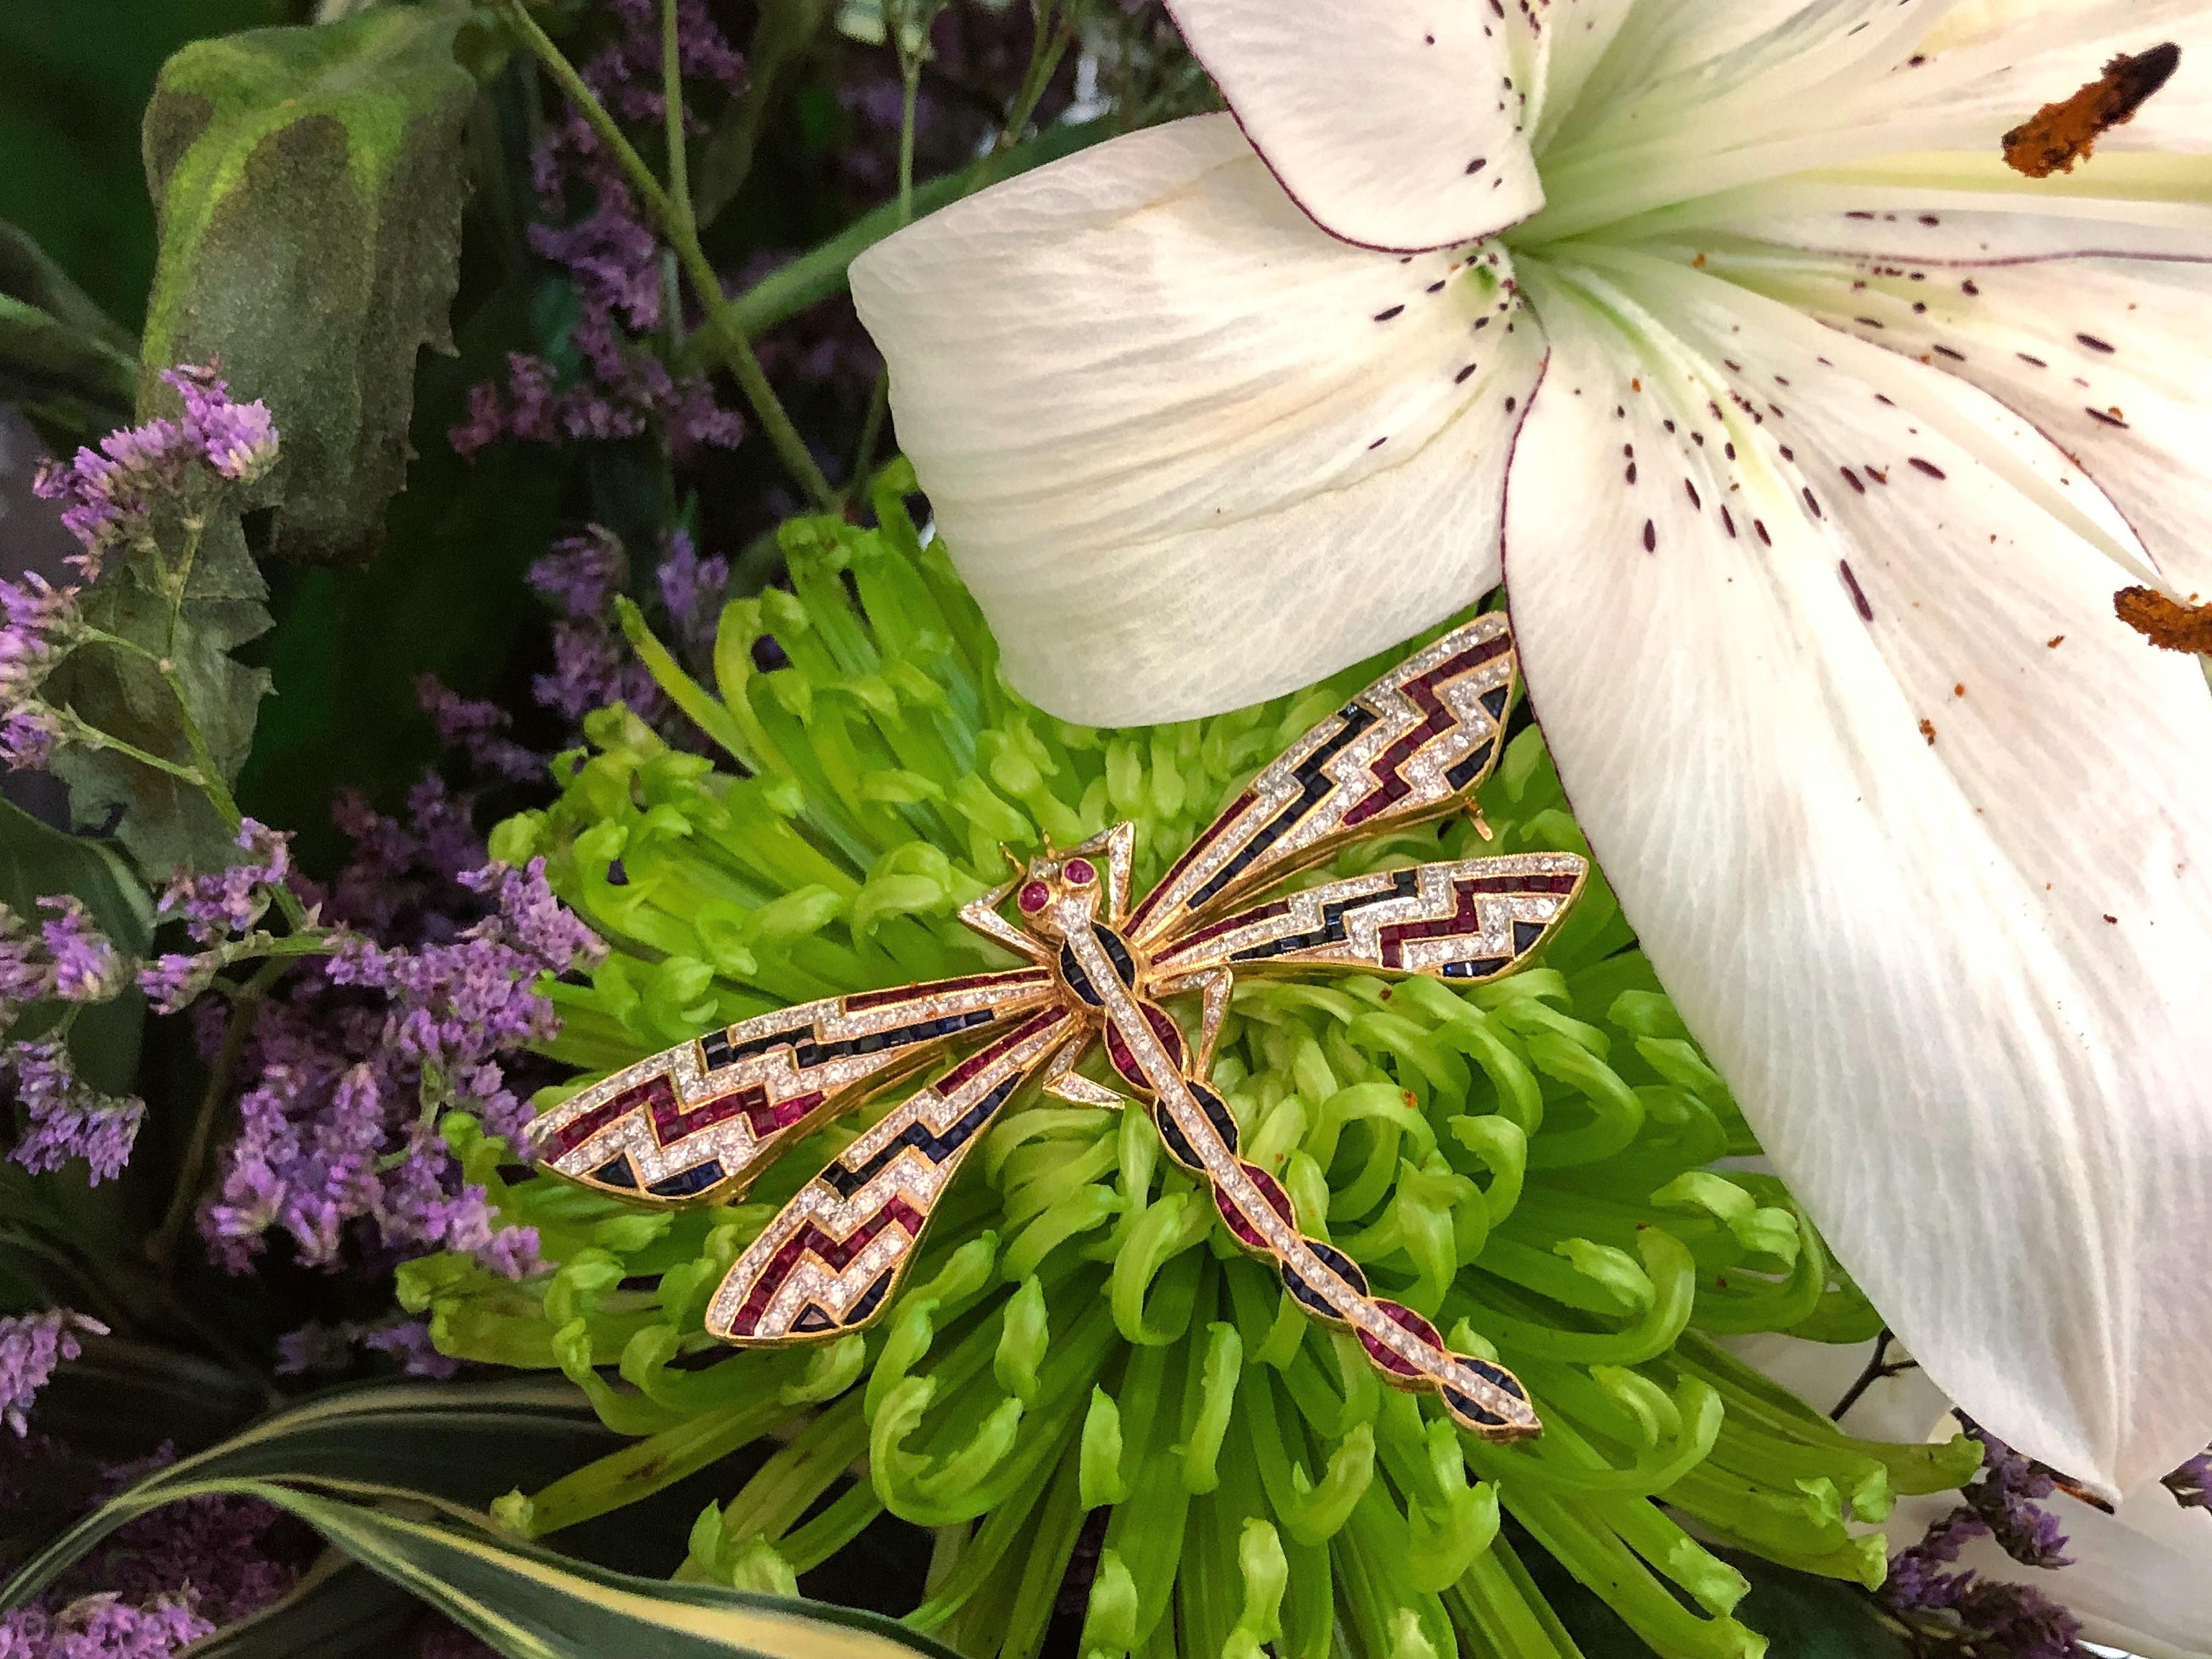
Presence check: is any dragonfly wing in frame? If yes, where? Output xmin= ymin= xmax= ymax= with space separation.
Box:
xmin=1129 ymin=616 xmax=1520 ymax=947
xmin=707 ymin=1007 xmax=1072 ymax=1342
xmin=528 ymin=968 xmax=1056 ymax=1205
xmin=1149 ymin=853 xmax=1587 ymax=984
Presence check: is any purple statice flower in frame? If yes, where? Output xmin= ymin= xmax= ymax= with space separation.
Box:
xmin=527 ymin=528 xmax=669 ymax=729
xmin=1 ymin=1309 xmax=105 ymax=1435
xmin=529 ymin=527 xmax=627 ymax=620
xmin=1959 ymin=1418 xmax=2072 ymax=1570
xmin=1883 ymin=1415 xmax=2092 ymax=1658
xmin=6 ymin=1039 xmax=145 ymax=1184
xmin=0 ymin=572 xmax=81 ymax=710
xmin=155 ymin=818 xmax=294 ymax=949
xmin=275 ymin=1314 xmax=461 ymax=1379
xmin=31 ymin=365 xmax=278 ymax=575
xmin=168 ymin=363 xmax=278 ymax=483
xmin=655 ymin=527 xmax=728 ymax=662
xmin=1 ymin=703 xmax=64 ymax=771
xmin=0 ymin=1594 xmax=212 ymax=1659
xmin=196 ymin=791 xmax=578 ymax=1282
xmin=417 ymin=676 xmax=542 ymax=785
xmin=38 ymin=897 xmax=125 ymax=1003
xmin=0 ymin=907 xmax=54 ymax=1019
xmin=2164 ymin=1447 xmax=2212 ymax=1511
xmin=453 ymin=2 xmax=744 ymax=462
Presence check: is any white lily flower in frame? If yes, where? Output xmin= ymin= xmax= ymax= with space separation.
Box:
xmin=850 ymin=0 xmax=2212 ymax=1496
xmin=1733 ymin=1333 xmax=2212 ymax=1658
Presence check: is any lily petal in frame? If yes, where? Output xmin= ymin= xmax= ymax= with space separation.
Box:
xmin=1157 ymin=0 xmax=1544 ymax=251
xmin=1689 ymin=227 xmax=2212 ymax=603
xmin=1502 ymin=251 xmax=2212 ymax=1495
xmin=851 ymin=115 xmax=1544 ymax=724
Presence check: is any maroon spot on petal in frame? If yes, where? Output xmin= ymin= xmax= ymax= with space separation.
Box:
xmin=1374 ymin=305 xmax=1406 ymax=322
xmin=1368 ymin=436 xmax=1387 ymax=450
xmin=2076 ymin=332 xmax=2116 ymax=353
xmin=1962 ymin=279 xmax=1980 ymax=295
xmin=1720 ymin=506 xmax=1736 ymax=538
xmin=1909 ymin=457 xmax=1946 ymax=478
xmin=1455 ymin=363 xmax=1477 ymax=383
xmin=1504 ymin=396 xmax=1516 ymax=412
xmin=1932 ymin=345 xmax=1965 ymax=361
xmin=1427 ymin=279 xmax=1448 ymax=294
xmin=1754 ymin=518 xmax=1772 ymax=546
xmin=1642 ymin=519 xmax=1656 ymax=553
xmin=1802 ymin=486 xmax=1822 ymax=519
xmin=1684 ymin=479 xmax=1701 ymax=510
xmin=1920 ymin=214 xmax=1940 ymax=225
xmin=1841 ymin=466 xmax=1865 ymax=494
xmin=1855 ymin=316 xmax=1884 ymax=328
xmin=1624 ymin=461 xmax=1637 ymax=483
xmin=2086 ymin=406 xmax=2130 ymax=428
xmin=1838 ymin=560 xmax=1874 ymax=622
xmin=1466 ymin=157 xmax=1487 ymax=175
xmin=2018 ymin=352 xmax=2047 ymax=367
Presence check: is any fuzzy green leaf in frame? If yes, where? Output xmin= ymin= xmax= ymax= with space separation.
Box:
xmin=139 ymin=4 xmax=477 ymax=564
xmin=48 ymin=511 xmax=272 ymax=873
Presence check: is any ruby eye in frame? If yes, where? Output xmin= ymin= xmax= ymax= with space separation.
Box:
xmin=1018 ymin=881 xmax=1050 ymax=913
xmin=1065 ymin=859 xmax=1096 ymax=887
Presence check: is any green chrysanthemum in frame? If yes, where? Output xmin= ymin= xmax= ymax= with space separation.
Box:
xmin=410 ymin=475 xmax=1978 ymax=1659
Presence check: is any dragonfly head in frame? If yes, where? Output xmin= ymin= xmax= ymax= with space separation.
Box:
xmin=1011 ymin=845 xmax=1104 ymax=939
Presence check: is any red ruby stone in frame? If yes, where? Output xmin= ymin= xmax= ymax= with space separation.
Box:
xmin=1018 ymin=881 xmax=1050 ymax=912
xmin=1064 ymin=858 xmax=1096 ymax=886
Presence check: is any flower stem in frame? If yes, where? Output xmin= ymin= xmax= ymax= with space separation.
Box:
xmin=149 ymin=952 xmax=291 ymax=1276
xmin=157 ymin=665 xmax=309 ymax=929
xmin=498 ymin=0 xmax=837 ymax=510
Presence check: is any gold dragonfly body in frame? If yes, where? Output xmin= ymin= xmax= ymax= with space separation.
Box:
xmin=529 ymin=616 xmax=1585 ymax=1441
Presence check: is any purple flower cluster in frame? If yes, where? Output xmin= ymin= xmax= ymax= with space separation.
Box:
xmin=0 ymin=1310 xmax=105 ymax=1436
xmin=195 ymin=784 xmax=594 ymax=1284
xmin=0 ymin=898 xmax=127 ymax=1023
xmin=0 ymin=1447 xmax=307 ymax=1659
xmin=1883 ymin=1417 xmax=2089 ymax=1658
xmin=528 ymin=526 xmax=670 ymax=728
xmin=31 ymin=364 xmax=276 ymax=575
xmin=418 ymin=676 xmax=542 ymax=786
xmin=137 ymin=819 xmax=297 ymax=1015
xmin=0 ymin=1594 xmax=211 ymax=1659
xmin=453 ymin=2 xmax=744 ymax=460
xmin=0 ymin=573 xmax=84 ymax=771
xmin=2163 ymin=1447 xmax=2212 ymax=1512
xmin=6 ymin=1039 xmax=146 ymax=1186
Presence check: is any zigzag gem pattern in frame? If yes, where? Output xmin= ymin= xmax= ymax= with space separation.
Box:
xmin=1152 ymin=854 xmax=1587 ymax=981
xmin=1127 ymin=616 xmax=1517 ymax=947
xmin=705 ymin=1008 xmax=1073 ymax=1341
xmin=527 ymin=969 xmax=1053 ymax=1203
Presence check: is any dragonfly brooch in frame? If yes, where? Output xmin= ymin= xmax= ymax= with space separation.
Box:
xmin=528 ymin=616 xmax=1585 ymax=1442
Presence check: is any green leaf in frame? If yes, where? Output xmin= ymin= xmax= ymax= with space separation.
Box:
xmin=0 ymin=795 xmax=152 ymax=1092
xmin=0 ymin=218 xmax=138 ymax=446
xmin=189 ymin=1558 xmax=423 ymax=1659
xmin=48 ymin=510 xmax=273 ymax=874
xmin=0 ymin=1376 xmax=964 ymax=1659
xmin=139 ymin=4 xmax=479 ymax=564
xmin=3 ymin=1375 xmax=614 ymax=1609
